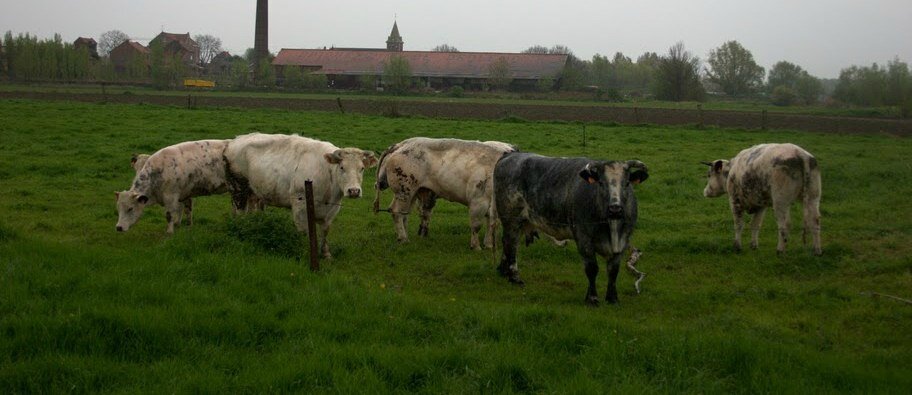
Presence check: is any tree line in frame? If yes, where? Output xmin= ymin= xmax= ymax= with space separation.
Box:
xmin=1 ymin=30 xmax=909 ymax=115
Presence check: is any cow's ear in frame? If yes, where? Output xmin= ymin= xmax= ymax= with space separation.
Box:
xmin=578 ymin=163 xmax=599 ymax=184
xmin=130 ymin=154 xmax=138 ymax=165
xmin=713 ymin=160 xmax=725 ymax=173
xmin=136 ymin=195 xmax=149 ymax=204
xmin=324 ymin=150 xmax=342 ymax=164
xmin=627 ymin=160 xmax=649 ymax=184
xmin=362 ymin=151 xmax=379 ymax=168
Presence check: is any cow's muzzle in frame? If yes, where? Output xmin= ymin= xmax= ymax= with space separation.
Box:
xmin=347 ymin=188 xmax=362 ymax=198
xmin=116 ymin=225 xmax=124 ymax=232
xmin=608 ymin=204 xmax=623 ymax=218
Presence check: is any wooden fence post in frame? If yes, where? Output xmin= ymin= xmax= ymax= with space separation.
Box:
xmin=304 ymin=180 xmax=320 ymax=272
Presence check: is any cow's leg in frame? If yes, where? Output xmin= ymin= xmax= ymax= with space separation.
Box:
xmin=318 ymin=220 xmax=332 ymax=259
xmin=182 ymin=198 xmax=193 ymax=226
xmin=804 ymin=184 xmax=823 ymax=256
xmin=416 ymin=189 xmax=437 ymax=237
xmin=749 ymin=208 xmax=766 ymax=250
xmin=390 ymin=191 xmax=412 ymax=243
xmin=467 ymin=198 xmax=488 ymax=250
xmin=605 ymin=253 xmax=622 ymax=304
xmin=291 ymin=198 xmax=310 ymax=237
xmin=730 ymin=202 xmax=744 ymax=252
xmin=583 ymin=255 xmax=600 ymax=306
xmin=163 ymin=196 xmax=182 ymax=234
xmin=773 ymin=199 xmax=791 ymax=254
xmin=484 ymin=215 xmax=498 ymax=250
xmin=497 ymin=222 xmax=524 ymax=285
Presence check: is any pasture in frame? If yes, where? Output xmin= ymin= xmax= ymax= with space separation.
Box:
xmin=0 ymin=99 xmax=910 ymax=393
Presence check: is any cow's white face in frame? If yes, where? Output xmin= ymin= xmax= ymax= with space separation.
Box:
xmin=578 ymin=160 xmax=649 ymax=253
xmin=115 ymin=191 xmax=149 ymax=232
xmin=703 ymin=160 xmax=730 ymax=198
xmin=324 ymin=149 xmax=379 ymax=198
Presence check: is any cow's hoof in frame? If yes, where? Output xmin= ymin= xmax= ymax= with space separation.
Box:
xmin=417 ymin=226 xmax=429 ymax=237
xmin=585 ymin=296 xmax=600 ymax=306
xmin=397 ymin=238 xmax=409 ymax=244
xmin=813 ymin=249 xmax=823 ymax=256
xmin=605 ymin=295 xmax=619 ymax=304
xmin=750 ymin=243 xmax=758 ymax=250
xmin=470 ymin=245 xmax=482 ymax=251
xmin=508 ymin=275 xmax=525 ymax=286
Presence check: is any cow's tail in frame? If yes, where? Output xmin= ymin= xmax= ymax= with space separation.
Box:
xmin=373 ymin=143 xmax=398 ymax=214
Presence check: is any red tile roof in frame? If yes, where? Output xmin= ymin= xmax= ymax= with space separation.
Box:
xmin=273 ymin=49 xmax=567 ymax=79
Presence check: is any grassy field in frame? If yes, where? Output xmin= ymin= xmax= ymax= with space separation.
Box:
xmin=1 ymin=99 xmax=910 ymax=393
xmin=1 ymin=82 xmax=905 ymax=119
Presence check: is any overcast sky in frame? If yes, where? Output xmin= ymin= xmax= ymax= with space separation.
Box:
xmin=3 ymin=0 xmax=909 ymax=78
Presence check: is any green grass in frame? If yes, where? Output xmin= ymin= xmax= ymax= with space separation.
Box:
xmin=1 ymin=99 xmax=910 ymax=393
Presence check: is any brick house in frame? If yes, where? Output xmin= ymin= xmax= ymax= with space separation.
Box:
xmin=149 ymin=32 xmax=200 ymax=70
xmin=110 ymin=40 xmax=150 ymax=75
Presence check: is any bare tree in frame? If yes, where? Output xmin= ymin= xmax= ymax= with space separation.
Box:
xmin=194 ymin=34 xmax=223 ymax=65
xmin=98 ymin=30 xmax=129 ymax=58
xmin=487 ymin=57 xmax=512 ymax=90
xmin=432 ymin=44 xmax=459 ymax=52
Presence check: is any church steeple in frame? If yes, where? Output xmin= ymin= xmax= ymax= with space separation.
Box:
xmin=386 ymin=21 xmax=403 ymax=52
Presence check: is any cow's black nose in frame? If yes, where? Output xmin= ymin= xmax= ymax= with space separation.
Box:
xmin=608 ymin=204 xmax=622 ymax=215
xmin=116 ymin=226 xmax=124 ymax=232
xmin=347 ymin=188 xmax=361 ymax=198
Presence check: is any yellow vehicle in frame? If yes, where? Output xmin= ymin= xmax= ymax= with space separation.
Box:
xmin=183 ymin=79 xmax=215 ymax=88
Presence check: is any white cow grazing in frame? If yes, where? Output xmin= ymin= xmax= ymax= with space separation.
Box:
xmin=131 ymin=153 xmax=193 ymax=225
xmin=372 ymin=137 xmax=517 ymax=249
xmin=116 ymin=140 xmax=231 ymax=233
xmin=703 ymin=143 xmax=822 ymax=255
xmin=223 ymin=133 xmax=378 ymax=258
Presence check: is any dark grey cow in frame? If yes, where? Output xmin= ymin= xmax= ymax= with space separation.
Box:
xmin=494 ymin=153 xmax=648 ymax=305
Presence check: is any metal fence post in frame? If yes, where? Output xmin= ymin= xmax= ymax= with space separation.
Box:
xmin=304 ymin=180 xmax=319 ymax=271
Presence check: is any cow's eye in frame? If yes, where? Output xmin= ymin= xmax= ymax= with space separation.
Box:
xmin=128 ymin=208 xmax=133 ymax=212
xmin=340 ymin=166 xmax=345 ymax=171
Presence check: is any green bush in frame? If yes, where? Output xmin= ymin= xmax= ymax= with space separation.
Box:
xmin=225 ymin=210 xmax=304 ymax=258
xmin=770 ymin=85 xmax=797 ymax=106
xmin=448 ymin=86 xmax=464 ymax=98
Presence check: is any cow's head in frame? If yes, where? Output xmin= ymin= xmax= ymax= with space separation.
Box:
xmin=115 ymin=190 xmax=150 ymax=232
xmin=324 ymin=148 xmax=379 ymax=198
xmin=579 ymin=160 xmax=648 ymax=253
xmin=702 ymin=160 xmax=730 ymax=198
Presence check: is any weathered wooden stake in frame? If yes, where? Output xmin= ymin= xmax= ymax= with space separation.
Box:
xmin=336 ymin=97 xmax=346 ymax=113
xmin=304 ymin=180 xmax=319 ymax=271
xmin=582 ymin=124 xmax=587 ymax=147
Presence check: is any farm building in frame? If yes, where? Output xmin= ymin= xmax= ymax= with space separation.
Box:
xmin=74 ymin=37 xmax=99 ymax=59
xmin=149 ymin=32 xmax=201 ymax=72
xmin=272 ymin=22 xmax=568 ymax=90
xmin=110 ymin=40 xmax=150 ymax=75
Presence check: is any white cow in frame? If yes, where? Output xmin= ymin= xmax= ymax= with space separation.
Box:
xmin=223 ymin=133 xmax=378 ymax=258
xmin=372 ymin=137 xmax=516 ymax=249
xmin=703 ymin=143 xmax=822 ymax=255
xmin=116 ymin=140 xmax=230 ymax=233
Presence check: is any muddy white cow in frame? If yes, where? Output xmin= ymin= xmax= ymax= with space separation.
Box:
xmin=131 ymin=153 xmax=193 ymax=225
xmin=372 ymin=137 xmax=516 ymax=249
xmin=116 ymin=140 xmax=231 ymax=233
xmin=224 ymin=133 xmax=378 ymax=258
xmin=494 ymin=153 xmax=649 ymax=305
xmin=703 ymin=143 xmax=822 ymax=255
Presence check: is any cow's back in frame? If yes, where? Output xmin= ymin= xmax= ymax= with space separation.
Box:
xmin=728 ymin=143 xmax=817 ymax=210
xmin=387 ymin=137 xmax=513 ymax=204
xmin=134 ymin=139 xmax=229 ymax=200
xmin=495 ymin=153 xmax=586 ymax=238
xmin=225 ymin=133 xmax=336 ymax=207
